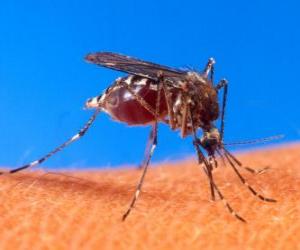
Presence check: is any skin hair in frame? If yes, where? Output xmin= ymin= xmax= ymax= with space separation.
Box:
xmin=0 ymin=144 xmax=299 ymax=250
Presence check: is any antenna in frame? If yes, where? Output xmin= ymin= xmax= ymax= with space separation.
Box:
xmin=224 ymin=135 xmax=284 ymax=146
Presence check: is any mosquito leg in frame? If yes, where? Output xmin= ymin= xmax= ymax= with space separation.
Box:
xmin=207 ymin=168 xmax=216 ymax=201
xmin=188 ymin=106 xmax=216 ymax=201
xmin=216 ymin=149 xmax=227 ymax=167
xmin=137 ymin=81 xmax=174 ymax=169
xmin=122 ymin=77 xmax=163 ymax=221
xmin=162 ymin=82 xmax=176 ymax=129
xmin=208 ymin=175 xmax=247 ymax=223
xmin=0 ymin=109 xmax=101 ymax=175
xmin=222 ymin=150 xmax=276 ymax=202
xmin=118 ymin=80 xmax=157 ymax=117
xmin=180 ymin=95 xmax=189 ymax=138
xmin=122 ymin=123 xmax=158 ymax=221
xmin=222 ymin=148 xmax=270 ymax=174
xmin=239 ymin=165 xmax=270 ymax=175
xmin=215 ymin=79 xmax=228 ymax=142
xmin=215 ymin=78 xmax=228 ymax=91
xmin=138 ymin=124 xmax=158 ymax=170
xmin=188 ymin=109 xmax=245 ymax=222
xmin=203 ymin=58 xmax=216 ymax=82
xmin=210 ymin=155 xmax=218 ymax=168
xmin=192 ymin=140 xmax=246 ymax=222
xmin=192 ymin=140 xmax=216 ymax=201
xmin=118 ymin=78 xmax=161 ymax=170
xmin=204 ymin=156 xmax=216 ymax=201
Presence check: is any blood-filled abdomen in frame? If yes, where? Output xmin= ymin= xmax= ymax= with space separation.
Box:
xmin=102 ymin=76 xmax=168 ymax=125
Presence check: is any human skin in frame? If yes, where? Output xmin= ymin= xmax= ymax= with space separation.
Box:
xmin=0 ymin=144 xmax=299 ymax=250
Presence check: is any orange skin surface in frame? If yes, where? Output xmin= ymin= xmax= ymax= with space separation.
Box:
xmin=0 ymin=144 xmax=299 ymax=250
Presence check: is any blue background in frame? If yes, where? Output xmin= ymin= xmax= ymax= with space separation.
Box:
xmin=0 ymin=0 xmax=299 ymax=169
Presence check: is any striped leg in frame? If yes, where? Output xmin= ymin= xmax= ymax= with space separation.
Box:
xmin=188 ymin=108 xmax=246 ymax=222
xmin=122 ymin=123 xmax=158 ymax=221
xmin=0 ymin=109 xmax=101 ymax=175
xmin=192 ymin=141 xmax=246 ymax=222
xmin=193 ymin=141 xmax=216 ymax=201
xmin=122 ymin=77 xmax=163 ymax=221
xmin=222 ymin=149 xmax=276 ymax=202
xmin=214 ymin=78 xmax=269 ymax=176
xmin=222 ymin=148 xmax=269 ymax=175
xmin=137 ymin=82 xmax=172 ymax=170
xmin=208 ymin=175 xmax=246 ymax=223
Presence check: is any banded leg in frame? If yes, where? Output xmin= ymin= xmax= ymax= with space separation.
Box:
xmin=193 ymin=140 xmax=216 ymax=201
xmin=222 ymin=135 xmax=283 ymax=174
xmin=192 ymin=140 xmax=246 ymax=222
xmin=222 ymin=149 xmax=276 ymax=202
xmin=187 ymin=101 xmax=215 ymax=200
xmin=122 ymin=123 xmax=158 ymax=221
xmin=221 ymin=148 xmax=269 ymax=175
xmin=0 ymin=109 xmax=101 ymax=175
xmin=138 ymin=81 xmax=175 ymax=169
xmin=193 ymin=141 xmax=246 ymax=222
xmin=122 ymin=77 xmax=163 ymax=221
xmin=207 ymin=174 xmax=246 ymax=223
xmin=189 ymin=108 xmax=246 ymax=222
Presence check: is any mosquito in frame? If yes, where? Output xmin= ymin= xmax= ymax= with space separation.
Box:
xmin=1 ymin=52 xmax=276 ymax=222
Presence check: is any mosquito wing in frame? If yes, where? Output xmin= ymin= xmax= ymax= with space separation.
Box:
xmin=85 ymin=52 xmax=187 ymax=81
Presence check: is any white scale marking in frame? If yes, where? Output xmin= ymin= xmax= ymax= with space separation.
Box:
xmin=123 ymin=91 xmax=133 ymax=100
xmin=99 ymin=93 xmax=106 ymax=103
xmin=149 ymin=84 xmax=158 ymax=91
xmin=136 ymin=78 xmax=147 ymax=86
xmin=31 ymin=160 xmax=40 ymax=166
xmin=135 ymin=190 xmax=140 ymax=199
xmin=71 ymin=134 xmax=80 ymax=141
xmin=124 ymin=75 xmax=134 ymax=85
xmin=105 ymin=63 xmax=116 ymax=66
xmin=150 ymin=145 xmax=156 ymax=155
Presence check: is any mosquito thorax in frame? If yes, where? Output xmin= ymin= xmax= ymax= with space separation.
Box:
xmin=186 ymin=71 xmax=209 ymax=85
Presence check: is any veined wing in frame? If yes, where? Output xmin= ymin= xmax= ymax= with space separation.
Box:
xmin=85 ymin=52 xmax=187 ymax=81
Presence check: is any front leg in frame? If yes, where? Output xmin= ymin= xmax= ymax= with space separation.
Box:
xmin=203 ymin=58 xmax=216 ymax=83
xmin=215 ymin=79 xmax=228 ymax=142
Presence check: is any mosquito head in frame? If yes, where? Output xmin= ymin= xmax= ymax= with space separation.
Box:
xmin=199 ymin=127 xmax=221 ymax=155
